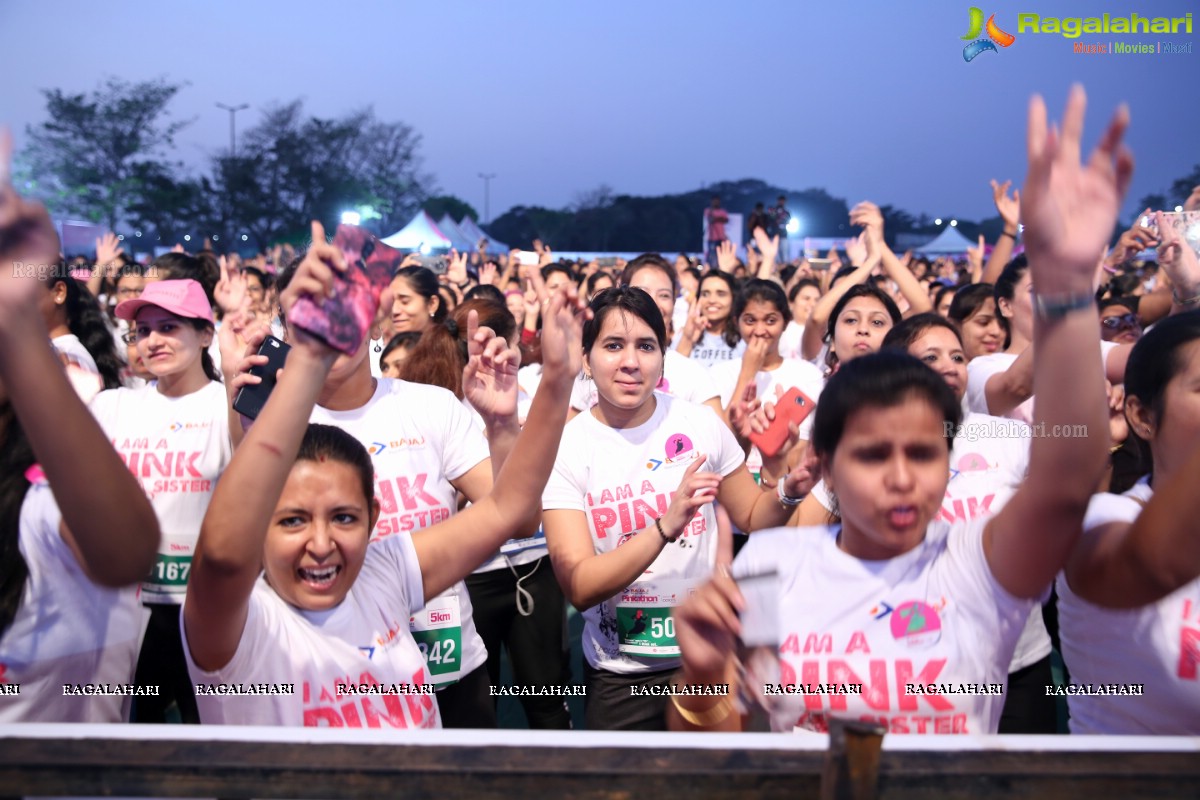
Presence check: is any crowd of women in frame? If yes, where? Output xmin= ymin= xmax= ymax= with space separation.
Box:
xmin=0 ymin=87 xmax=1197 ymax=738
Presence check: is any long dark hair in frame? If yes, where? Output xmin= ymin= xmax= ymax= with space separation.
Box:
xmin=400 ymin=298 xmax=516 ymax=399
xmin=1124 ymin=310 xmax=1200 ymax=479
xmin=393 ymin=266 xmax=448 ymax=324
xmin=50 ymin=274 xmax=123 ymax=390
xmin=0 ymin=406 xmax=37 ymax=637
xmin=699 ymin=270 xmax=741 ymax=349
xmin=823 ymin=284 xmax=902 ymax=373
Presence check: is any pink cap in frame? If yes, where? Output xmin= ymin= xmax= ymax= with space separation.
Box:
xmin=115 ymin=279 xmax=214 ymax=324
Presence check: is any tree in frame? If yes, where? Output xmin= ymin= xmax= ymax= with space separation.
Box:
xmin=24 ymin=77 xmax=190 ymax=230
xmin=423 ymin=195 xmax=478 ymax=224
xmin=216 ymin=102 xmax=433 ymax=249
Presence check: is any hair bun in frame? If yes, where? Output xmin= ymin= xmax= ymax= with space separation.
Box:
xmin=444 ymin=318 xmax=459 ymax=337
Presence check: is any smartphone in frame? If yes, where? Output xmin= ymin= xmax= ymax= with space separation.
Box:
xmin=288 ymin=224 xmax=406 ymax=355
xmin=749 ymin=387 xmax=817 ymax=457
xmin=517 ymin=250 xmax=539 ymax=266
xmin=1144 ymin=211 xmax=1200 ymax=258
xmin=807 ymin=258 xmax=832 ymax=271
xmin=417 ymin=254 xmax=447 ymax=273
xmin=232 ymin=336 xmax=291 ymax=420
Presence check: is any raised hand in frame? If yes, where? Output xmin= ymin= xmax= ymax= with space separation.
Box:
xmin=446 ymin=248 xmax=468 ymax=285
xmin=728 ymin=383 xmax=760 ymax=441
xmin=844 ymin=233 xmax=868 ymax=267
xmin=716 ymin=240 xmax=738 ymax=273
xmin=1023 ymin=85 xmax=1133 ymax=293
xmin=679 ymin=298 xmax=707 ymax=345
xmin=1155 ymin=210 xmax=1200 ymax=303
xmin=529 ymin=260 xmax=588 ymax=380
xmin=95 ymin=232 xmax=124 ymax=279
xmin=752 ymin=227 xmax=779 ymax=266
xmin=967 ymin=235 xmax=986 ymax=273
xmin=478 ymin=261 xmax=497 ymax=286
xmin=463 ymin=309 xmax=520 ymax=422
xmin=278 ymin=221 xmax=346 ymax=357
xmin=1108 ymin=208 xmax=1158 ymax=265
xmin=990 ymin=179 xmax=1021 ymax=231
xmin=849 ymin=201 xmax=885 ymax=249
xmin=214 ymin=254 xmax=250 ymax=315
xmin=1186 ymin=185 xmax=1200 ymax=213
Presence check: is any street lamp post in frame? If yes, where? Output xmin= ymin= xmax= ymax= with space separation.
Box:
xmin=215 ymin=102 xmax=250 ymax=156
xmin=478 ymin=172 xmax=496 ymax=224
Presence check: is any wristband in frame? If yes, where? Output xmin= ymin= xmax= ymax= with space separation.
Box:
xmin=655 ymin=516 xmax=679 ymax=544
xmin=670 ymin=693 xmax=734 ymax=727
xmin=777 ymin=479 xmax=805 ymax=507
xmin=521 ymin=327 xmax=538 ymax=345
xmin=999 ymin=230 xmax=1017 ymax=240
xmin=1172 ymin=288 xmax=1200 ymax=307
xmin=1033 ymin=292 xmax=1094 ymax=321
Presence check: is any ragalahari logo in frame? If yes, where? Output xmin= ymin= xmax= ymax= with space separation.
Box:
xmin=962 ymin=7 xmax=1016 ymax=61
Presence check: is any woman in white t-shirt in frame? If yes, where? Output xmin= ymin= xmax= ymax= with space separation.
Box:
xmin=39 ymin=267 xmax=124 ymax=401
xmin=181 ymin=226 xmax=580 ymax=728
xmin=1057 ymin=276 xmax=1200 ymax=731
xmin=90 ymin=278 xmax=233 ymax=724
xmin=0 ymin=165 xmax=159 ymax=722
xmin=675 ymin=271 xmax=747 ymax=368
xmin=947 ymin=283 xmax=1007 ymax=361
xmin=711 ymin=279 xmax=825 ymax=473
xmin=669 ymin=88 xmax=1124 ymax=736
xmin=571 ymin=255 xmax=721 ymax=417
xmin=816 ymin=284 xmax=902 ymax=378
xmin=543 ymin=286 xmax=812 ymax=730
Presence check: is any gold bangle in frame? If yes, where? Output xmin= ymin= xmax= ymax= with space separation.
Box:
xmin=670 ymin=693 xmax=734 ymax=727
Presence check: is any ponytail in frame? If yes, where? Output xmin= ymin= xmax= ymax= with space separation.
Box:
xmin=399 ymin=321 xmax=463 ymax=398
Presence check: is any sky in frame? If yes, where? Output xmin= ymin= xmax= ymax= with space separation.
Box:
xmin=2 ymin=0 xmax=1197 ymax=229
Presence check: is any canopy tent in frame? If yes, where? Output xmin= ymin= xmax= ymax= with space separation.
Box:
xmin=381 ymin=211 xmax=453 ymax=250
xmin=435 ymin=214 xmax=479 ymax=252
xmin=458 ymin=216 xmax=509 ymax=254
xmin=914 ymin=226 xmax=977 ymax=255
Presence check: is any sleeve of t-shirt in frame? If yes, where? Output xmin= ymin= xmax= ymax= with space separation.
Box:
xmin=1082 ymin=491 xmax=1140 ymax=531
xmin=677 ymin=357 xmax=719 ymax=404
xmin=182 ymin=581 xmax=277 ymax=685
xmin=811 ymin=479 xmax=834 ymax=512
xmin=711 ymin=408 xmax=747 ymax=477
xmin=942 ymin=516 xmax=1043 ymax=616
xmin=372 ymin=531 xmax=426 ymax=614
xmin=711 ymin=361 xmax=739 ymax=407
xmin=18 ymin=484 xmax=69 ymax=581
xmin=436 ymin=388 xmax=490 ymax=481
xmin=569 ymin=373 xmax=594 ymax=412
xmin=966 ymin=358 xmax=1003 ymax=416
xmin=542 ymin=425 xmax=588 ymax=512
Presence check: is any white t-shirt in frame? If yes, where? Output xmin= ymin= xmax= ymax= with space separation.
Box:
xmin=52 ymin=333 xmax=98 ymax=375
xmin=0 ymin=482 xmax=146 ymax=722
xmin=369 ymin=337 xmax=384 ymax=378
xmin=1056 ymin=478 xmax=1200 ymax=734
xmin=308 ymin=378 xmax=489 ymax=685
xmin=687 ymin=330 xmax=747 ymax=369
xmin=778 ymin=321 xmax=805 ymax=360
xmin=807 ymin=413 xmax=1050 ymax=672
xmin=570 ymin=350 xmax=719 ymax=412
xmin=182 ymin=531 xmax=440 ymax=728
xmin=543 ymin=394 xmax=745 ymax=674
xmin=734 ymin=517 xmax=1035 ymax=735
xmin=711 ymin=356 xmax=825 ymax=472
xmin=89 ymin=381 xmax=233 ymax=604
xmin=966 ymin=341 xmax=1119 ymax=424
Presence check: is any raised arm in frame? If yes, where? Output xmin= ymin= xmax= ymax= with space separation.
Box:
xmin=800 ymin=253 xmax=878 ymax=361
xmin=412 ymin=279 xmax=585 ymax=601
xmin=184 ymin=222 xmax=343 ymax=671
xmin=983 ymin=86 xmax=1131 ymax=598
xmin=853 ymin=202 xmax=932 ymax=316
xmin=0 ymin=130 xmax=158 ymax=587
xmin=981 ymin=180 xmax=1021 ymax=285
xmin=982 ymin=342 xmax=1036 ymax=417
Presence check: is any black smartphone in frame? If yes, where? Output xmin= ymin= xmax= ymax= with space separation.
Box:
xmin=232 ymin=336 xmax=291 ymax=420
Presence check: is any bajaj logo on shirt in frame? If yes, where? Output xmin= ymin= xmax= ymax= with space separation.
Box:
xmin=369 ymin=437 xmax=427 ymax=456
xmin=962 ymin=7 xmax=1016 ymax=61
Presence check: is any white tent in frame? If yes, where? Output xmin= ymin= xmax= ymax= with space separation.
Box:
xmin=435 ymin=214 xmax=479 ymax=252
xmin=458 ymin=216 xmax=509 ymax=254
xmin=381 ymin=212 xmax=453 ymax=251
xmin=914 ymin=226 xmax=977 ymax=255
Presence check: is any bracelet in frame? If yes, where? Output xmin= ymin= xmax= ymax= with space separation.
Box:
xmin=777 ymin=479 xmax=804 ymax=507
xmin=999 ymin=230 xmax=1017 ymax=240
xmin=655 ymin=516 xmax=679 ymax=544
xmin=1033 ymin=291 xmax=1094 ymax=321
xmin=1172 ymin=288 xmax=1200 ymax=307
xmin=670 ymin=693 xmax=734 ymax=727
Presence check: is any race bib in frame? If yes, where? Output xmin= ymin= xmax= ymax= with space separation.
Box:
xmin=616 ymin=579 xmax=697 ymax=658
xmin=409 ymin=594 xmax=463 ymax=685
xmin=142 ymin=532 xmax=195 ymax=603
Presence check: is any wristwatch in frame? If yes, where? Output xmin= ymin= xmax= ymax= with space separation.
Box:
xmin=1033 ymin=291 xmax=1094 ymax=321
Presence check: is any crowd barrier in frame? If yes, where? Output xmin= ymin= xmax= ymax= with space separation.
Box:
xmin=1 ymin=723 xmax=1198 ymax=799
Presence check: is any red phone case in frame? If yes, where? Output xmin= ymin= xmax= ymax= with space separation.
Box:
xmin=288 ymin=224 xmax=406 ymax=355
xmin=748 ymin=387 xmax=816 ymax=458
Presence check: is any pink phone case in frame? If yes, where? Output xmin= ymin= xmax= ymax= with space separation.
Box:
xmin=288 ymin=224 xmax=406 ymax=355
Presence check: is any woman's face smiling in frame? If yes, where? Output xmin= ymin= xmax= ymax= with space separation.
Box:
xmin=584 ymin=309 xmax=663 ymax=426
xmin=961 ymin=298 xmax=1005 ymax=359
xmin=263 ymin=459 xmax=379 ymax=612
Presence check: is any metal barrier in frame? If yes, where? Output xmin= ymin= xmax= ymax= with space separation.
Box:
xmin=1 ymin=724 xmax=1198 ymax=799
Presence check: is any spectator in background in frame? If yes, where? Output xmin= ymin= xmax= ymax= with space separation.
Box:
xmin=704 ymin=196 xmax=729 ymax=269
xmin=769 ymin=195 xmax=791 ymax=262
